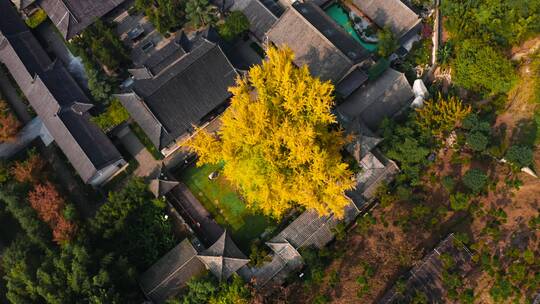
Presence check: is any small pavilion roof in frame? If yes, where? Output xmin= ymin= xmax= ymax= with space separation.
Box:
xmin=149 ymin=164 xmax=179 ymax=198
xmin=197 ymin=230 xmax=249 ymax=280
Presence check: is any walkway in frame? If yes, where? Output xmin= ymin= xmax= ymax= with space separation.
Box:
xmin=116 ymin=124 xmax=161 ymax=177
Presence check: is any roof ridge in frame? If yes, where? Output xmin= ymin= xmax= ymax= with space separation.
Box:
xmin=289 ymin=5 xmax=353 ymax=64
xmin=144 ymin=247 xmax=199 ymax=295
xmin=253 ymin=0 xmax=279 ymax=19
xmin=145 ymin=41 xmax=218 ymax=97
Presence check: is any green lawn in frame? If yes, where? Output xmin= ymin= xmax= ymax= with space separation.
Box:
xmin=178 ymin=163 xmax=275 ymax=250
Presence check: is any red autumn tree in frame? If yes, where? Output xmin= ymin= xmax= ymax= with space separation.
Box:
xmin=12 ymin=153 xmax=45 ymax=183
xmin=53 ymin=217 xmax=77 ymax=243
xmin=27 ymin=181 xmax=76 ymax=244
xmin=0 ymin=100 xmax=21 ymax=142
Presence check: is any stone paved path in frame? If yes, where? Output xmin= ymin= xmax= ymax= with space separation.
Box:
xmin=116 ymin=125 xmax=161 ymax=177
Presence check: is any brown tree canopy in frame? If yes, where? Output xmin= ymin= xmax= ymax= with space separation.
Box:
xmin=28 ymin=182 xmax=76 ymax=243
xmin=0 ymin=100 xmax=21 ymax=142
xmin=12 ymin=153 xmax=45 ymax=183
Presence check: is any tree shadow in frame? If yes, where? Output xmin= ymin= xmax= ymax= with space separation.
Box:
xmin=510 ymin=118 xmax=538 ymax=147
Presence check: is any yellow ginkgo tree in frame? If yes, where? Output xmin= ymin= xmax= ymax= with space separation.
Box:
xmin=185 ymin=46 xmax=354 ymax=219
xmin=416 ymin=94 xmax=472 ymax=139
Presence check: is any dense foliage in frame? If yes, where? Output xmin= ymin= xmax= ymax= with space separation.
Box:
xmin=462 ymin=168 xmax=488 ymax=194
xmin=186 ymin=46 xmax=354 ymax=218
xmin=380 ymin=112 xmax=432 ymax=186
xmin=11 ymin=152 xmax=44 ymax=184
xmin=28 ymin=182 xmax=77 ymax=244
xmin=136 ymin=0 xmax=185 ymax=34
xmin=505 ymin=145 xmax=533 ymax=168
xmin=441 ymin=0 xmax=540 ymax=47
xmin=90 ymin=178 xmax=177 ymax=270
xmin=169 ymin=274 xmax=251 ymax=304
xmin=0 ymin=100 xmax=21 ymax=142
xmin=24 ymin=9 xmax=47 ymax=29
xmin=1 ymin=174 xmax=176 ymax=302
xmin=185 ymin=0 xmax=217 ymax=28
xmin=415 ymin=95 xmax=471 ymax=138
xmin=452 ymin=40 xmax=517 ymax=95
xmin=377 ymin=27 xmax=398 ymax=58
xmin=71 ymin=20 xmax=130 ymax=73
xmin=218 ymin=11 xmax=250 ymax=42
xmin=441 ymin=0 xmax=540 ymax=95
xmin=91 ymin=99 xmax=130 ymax=132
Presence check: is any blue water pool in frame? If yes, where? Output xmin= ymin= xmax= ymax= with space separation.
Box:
xmin=325 ymin=3 xmax=378 ymax=52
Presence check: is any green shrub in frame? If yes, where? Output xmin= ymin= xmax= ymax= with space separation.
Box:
xmin=449 ymin=192 xmax=470 ymax=211
xmin=218 ymin=11 xmax=249 ymax=42
xmin=356 ymin=214 xmax=376 ymax=235
xmin=505 ymin=145 xmax=533 ymax=168
xmin=25 ymin=9 xmax=47 ymax=28
xmin=452 ymin=39 xmax=517 ymax=95
xmin=91 ymin=99 xmax=130 ymax=132
xmin=466 ymin=132 xmax=488 ymax=152
xmin=442 ymin=176 xmax=455 ymax=192
xmin=377 ymin=27 xmax=398 ymax=58
xmin=462 ymin=168 xmax=488 ymax=194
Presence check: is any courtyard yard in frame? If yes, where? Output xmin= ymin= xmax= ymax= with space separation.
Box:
xmin=178 ymin=162 xmax=276 ymax=250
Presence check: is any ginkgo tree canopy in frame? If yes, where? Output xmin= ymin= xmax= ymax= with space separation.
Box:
xmin=185 ymin=46 xmax=354 ymax=219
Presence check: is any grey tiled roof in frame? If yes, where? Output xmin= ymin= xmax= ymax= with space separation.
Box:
xmin=252 ymin=241 xmax=303 ymax=286
xmin=378 ymin=234 xmax=474 ymax=304
xmin=0 ymin=1 xmax=122 ymax=183
xmin=354 ymin=151 xmax=399 ymax=199
xmin=139 ymin=239 xmax=205 ymax=304
xmin=37 ymin=0 xmax=125 ymax=40
xmin=336 ymin=68 xmax=414 ymax=130
xmin=232 ymin=0 xmax=281 ymax=41
xmin=149 ymin=165 xmax=179 ymax=198
xmin=197 ymin=230 xmax=249 ymax=281
xmin=344 ymin=117 xmax=382 ymax=162
xmin=270 ymin=201 xmax=360 ymax=250
xmin=351 ymin=0 xmax=421 ymax=40
xmin=335 ymin=67 xmax=368 ymax=98
xmin=267 ymin=2 xmax=369 ymax=82
xmin=118 ymin=38 xmax=238 ymax=150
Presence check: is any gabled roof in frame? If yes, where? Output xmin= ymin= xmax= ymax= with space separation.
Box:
xmin=118 ymin=37 xmax=238 ymax=150
xmin=149 ymin=165 xmax=179 ymax=198
xmin=355 ymin=151 xmax=397 ymax=199
xmin=336 ymin=68 xmax=414 ymax=130
xmin=267 ymin=2 xmax=369 ymax=82
xmin=335 ymin=67 xmax=369 ymax=98
xmin=351 ymin=0 xmax=421 ymax=40
xmin=139 ymin=239 xmax=205 ymax=304
xmin=343 ymin=117 xmax=382 ymax=162
xmin=232 ymin=0 xmax=282 ymax=41
xmin=252 ymin=240 xmax=303 ymax=287
xmin=270 ymin=201 xmax=360 ymax=250
xmin=0 ymin=1 xmax=122 ymax=183
xmin=197 ymin=231 xmax=249 ymax=281
xmin=37 ymin=0 xmax=125 ymax=40
xmin=378 ymin=234 xmax=474 ymax=304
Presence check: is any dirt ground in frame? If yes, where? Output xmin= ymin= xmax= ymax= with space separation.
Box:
xmin=264 ymin=38 xmax=540 ymax=304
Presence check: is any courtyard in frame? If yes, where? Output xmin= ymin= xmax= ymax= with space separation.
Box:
xmin=177 ymin=162 xmax=276 ymax=251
